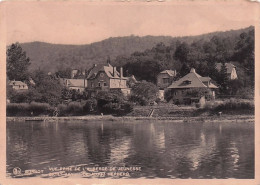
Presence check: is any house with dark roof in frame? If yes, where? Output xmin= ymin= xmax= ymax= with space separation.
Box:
xmin=168 ymin=68 xmax=218 ymax=105
xmin=9 ymin=80 xmax=28 ymax=91
xmin=216 ymin=63 xmax=238 ymax=80
xmin=86 ymin=62 xmax=130 ymax=96
xmin=157 ymin=70 xmax=177 ymax=89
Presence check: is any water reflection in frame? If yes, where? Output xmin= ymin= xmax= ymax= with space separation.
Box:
xmin=7 ymin=120 xmax=254 ymax=178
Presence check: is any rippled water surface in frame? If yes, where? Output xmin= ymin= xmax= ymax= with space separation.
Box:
xmin=7 ymin=120 xmax=254 ymax=178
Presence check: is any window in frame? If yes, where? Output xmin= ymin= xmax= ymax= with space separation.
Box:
xmin=184 ymin=80 xmax=191 ymax=85
xmin=100 ymin=73 xmax=104 ymax=77
xmin=163 ymin=78 xmax=169 ymax=84
xmin=104 ymin=82 xmax=107 ymax=86
xmin=98 ymin=82 xmax=101 ymax=87
xmin=91 ymin=82 xmax=94 ymax=87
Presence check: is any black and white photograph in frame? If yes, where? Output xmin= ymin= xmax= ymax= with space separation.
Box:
xmin=0 ymin=0 xmax=259 ymax=184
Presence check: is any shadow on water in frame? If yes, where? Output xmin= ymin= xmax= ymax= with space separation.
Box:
xmin=6 ymin=120 xmax=254 ymax=179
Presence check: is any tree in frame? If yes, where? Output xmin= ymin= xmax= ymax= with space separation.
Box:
xmin=96 ymin=90 xmax=133 ymax=115
xmin=179 ymin=63 xmax=190 ymax=77
xmin=32 ymin=69 xmax=63 ymax=105
xmin=130 ymin=81 xmax=159 ymax=106
xmin=55 ymin=67 xmax=72 ymax=78
xmin=174 ymin=42 xmax=190 ymax=63
xmin=217 ymin=63 xmax=229 ymax=94
xmin=7 ymin=43 xmax=31 ymax=81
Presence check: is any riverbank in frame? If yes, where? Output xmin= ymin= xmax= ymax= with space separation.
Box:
xmin=6 ymin=114 xmax=254 ymax=123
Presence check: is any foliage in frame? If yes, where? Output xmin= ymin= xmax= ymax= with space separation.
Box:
xmin=214 ymin=99 xmax=254 ymax=114
xmin=130 ymin=81 xmax=159 ymax=106
xmin=185 ymin=88 xmax=212 ymax=98
xmin=57 ymin=102 xmax=85 ymax=116
xmin=96 ymin=90 xmax=133 ymax=115
xmin=83 ymin=98 xmax=98 ymax=113
xmin=198 ymin=99 xmax=254 ymax=115
xmin=217 ymin=63 xmax=229 ymax=94
xmin=7 ymin=43 xmax=30 ymax=81
xmin=6 ymin=102 xmax=53 ymax=116
xmin=31 ymin=69 xmax=63 ymax=105
xmin=164 ymin=89 xmax=173 ymax=102
xmin=55 ymin=67 xmax=72 ymax=78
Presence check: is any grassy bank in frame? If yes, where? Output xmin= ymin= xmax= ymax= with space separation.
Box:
xmin=6 ymin=99 xmax=254 ymax=121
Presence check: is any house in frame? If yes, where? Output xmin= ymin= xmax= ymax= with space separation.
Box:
xmin=216 ymin=63 xmax=238 ymax=80
xmin=86 ymin=62 xmax=130 ymax=96
xmin=167 ymin=68 xmax=218 ymax=105
xmin=9 ymin=80 xmax=28 ymax=91
xmin=60 ymin=78 xmax=87 ymax=92
xmin=157 ymin=70 xmax=177 ymax=89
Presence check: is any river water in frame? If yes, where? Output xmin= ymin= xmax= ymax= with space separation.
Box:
xmin=6 ymin=120 xmax=254 ymax=178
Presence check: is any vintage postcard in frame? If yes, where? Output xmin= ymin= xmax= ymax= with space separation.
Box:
xmin=0 ymin=0 xmax=259 ymax=185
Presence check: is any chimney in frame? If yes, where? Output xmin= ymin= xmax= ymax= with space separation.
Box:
xmin=107 ymin=56 xmax=111 ymax=65
xmin=120 ymin=67 xmax=123 ymax=78
xmin=190 ymin=68 xmax=196 ymax=73
xmin=113 ymin=67 xmax=116 ymax=77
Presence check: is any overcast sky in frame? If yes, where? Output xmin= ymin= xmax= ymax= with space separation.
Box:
xmin=3 ymin=1 xmax=256 ymax=45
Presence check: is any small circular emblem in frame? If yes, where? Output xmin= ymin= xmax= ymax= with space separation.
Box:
xmin=13 ymin=167 xmax=22 ymax=175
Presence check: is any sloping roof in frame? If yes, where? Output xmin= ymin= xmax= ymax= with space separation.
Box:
xmin=127 ymin=75 xmax=137 ymax=82
xmin=168 ymin=68 xmax=218 ymax=89
xmin=9 ymin=81 xmax=28 ymax=86
xmin=87 ymin=63 xmax=127 ymax=80
xmin=159 ymin=70 xmax=176 ymax=77
xmin=67 ymin=79 xmax=86 ymax=88
xmin=216 ymin=63 xmax=235 ymax=74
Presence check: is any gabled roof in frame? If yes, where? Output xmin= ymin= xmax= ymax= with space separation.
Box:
xmin=87 ymin=63 xmax=127 ymax=80
xmin=9 ymin=81 xmax=28 ymax=86
xmin=67 ymin=79 xmax=86 ymax=88
xmin=159 ymin=70 xmax=176 ymax=77
xmin=216 ymin=63 xmax=236 ymax=74
xmin=168 ymin=68 xmax=218 ymax=89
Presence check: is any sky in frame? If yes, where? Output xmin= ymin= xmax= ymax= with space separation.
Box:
xmin=3 ymin=1 xmax=257 ymax=45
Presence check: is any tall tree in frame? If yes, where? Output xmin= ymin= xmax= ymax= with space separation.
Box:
xmin=174 ymin=42 xmax=190 ymax=63
xmin=7 ymin=43 xmax=30 ymax=81
xmin=217 ymin=63 xmax=229 ymax=94
xmin=179 ymin=63 xmax=190 ymax=77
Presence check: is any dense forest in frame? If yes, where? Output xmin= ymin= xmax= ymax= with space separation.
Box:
xmin=19 ymin=26 xmax=253 ymax=73
xmin=112 ymin=26 xmax=254 ymax=92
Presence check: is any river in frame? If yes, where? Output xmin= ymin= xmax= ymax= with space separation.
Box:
xmin=6 ymin=120 xmax=254 ymax=178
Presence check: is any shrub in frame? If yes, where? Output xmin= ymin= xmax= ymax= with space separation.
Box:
xmin=57 ymin=104 xmax=68 ymax=116
xmin=6 ymin=102 xmax=53 ymax=116
xmin=66 ymin=102 xmax=84 ymax=116
xmin=96 ymin=90 xmax=133 ymax=115
xmin=83 ymin=99 xmax=97 ymax=113
xmin=28 ymin=102 xmax=53 ymax=116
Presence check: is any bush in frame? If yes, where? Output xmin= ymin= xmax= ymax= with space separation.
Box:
xmin=197 ymin=99 xmax=254 ymax=115
xmin=214 ymin=99 xmax=254 ymax=114
xmin=28 ymin=102 xmax=53 ymax=116
xmin=57 ymin=104 xmax=68 ymax=116
xmin=6 ymin=102 xmax=53 ymax=116
xmin=83 ymin=99 xmax=97 ymax=113
xmin=96 ymin=90 xmax=133 ymax=115
xmin=57 ymin=102 xmax=84 ymax=116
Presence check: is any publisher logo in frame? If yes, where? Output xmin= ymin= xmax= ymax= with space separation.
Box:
xmin=13 ymin=167 xmax=22 ymax=175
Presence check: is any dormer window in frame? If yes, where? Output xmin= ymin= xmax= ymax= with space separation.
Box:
xmin=184 ymin=80 xmax=191 ymax=85
xmin=100 ymin=73 xmax=104 ymax=77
